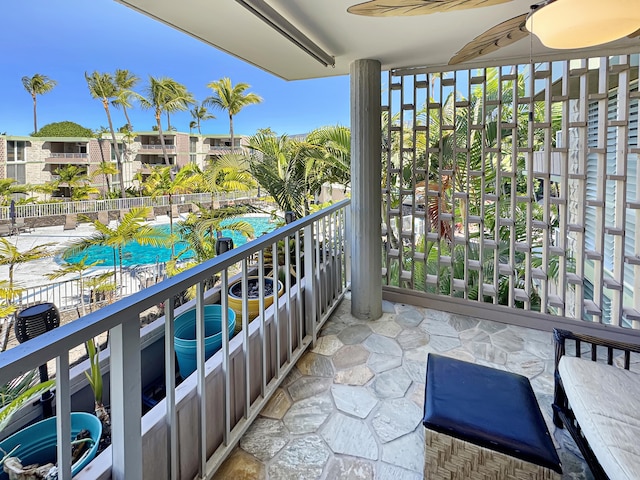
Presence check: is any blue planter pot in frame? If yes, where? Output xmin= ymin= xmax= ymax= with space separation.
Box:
xmin=174 ymin=305 xmax=236 ymax=378
xmin=0 ymin=412 xmax=102 ymax=478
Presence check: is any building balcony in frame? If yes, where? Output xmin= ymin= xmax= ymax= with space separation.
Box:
xmin=213 ymin=295 xmax=592 ymax=479
xmin=45 ymin=153 xmax=89 ymax=164
xmin=0 ymin=199 xmax=603 ymax=479
xmin=138 ymin=144 xmax=176 ymax=153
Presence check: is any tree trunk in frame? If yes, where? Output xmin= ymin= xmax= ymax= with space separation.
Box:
xmin=229 ymin=114 xmax=234 ymax=153
xmin=166 ymin=111 xmax=172 ymax=131
xmin=156 ymin=110 xmax=172 ymax=167
xmin=123 ymin=106 xmax=132 ymax=132
xmin=32 ymin=94 xmax=38 ymax=133
xmin=169 ymin=194 xmax=175 ymax=258
xmin=103 ymin=99 xmax=126 ymax=199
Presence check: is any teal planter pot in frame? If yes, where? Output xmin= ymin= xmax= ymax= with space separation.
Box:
xmin=174 ymin=305 xmax=236 ymax=377
xmin=0 ymin=412 xmax=102 ymax=478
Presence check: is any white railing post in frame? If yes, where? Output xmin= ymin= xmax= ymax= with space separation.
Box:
xmin=109 ymin=316 xmax=142 ymax=479
xmin=303 ymin=223 xmax=316 ymax=343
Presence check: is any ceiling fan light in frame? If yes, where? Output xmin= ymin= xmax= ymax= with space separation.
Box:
xmin=525 ymin=0 xmax=640 ymax=49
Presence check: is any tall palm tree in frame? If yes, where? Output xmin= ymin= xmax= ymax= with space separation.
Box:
xmin=0 ymin=239 xmax=54 ymax=351
xmin=143 ymin=164 xmax=200 ymax=255
xmin=112 ymin=69 xmax=141 ymax=132
xmin=85 ymin=71 xmax=126 ymax=198
xmin=140 ymin=77 xmax=195 ymax=167
xmin=21 ymin=74 xmax=57 ymax=133
xmin=204 ymin=78 xmax=262 ymax=153
xmin=91 ymin=161 xmax=119 ymax=198
xmin=190 ymin=103 xmax=215 ymax=134
xmin=62 ymin=207 xmax=171 ymax=288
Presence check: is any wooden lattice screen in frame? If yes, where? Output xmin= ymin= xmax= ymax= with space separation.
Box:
xmin=382 ymin=54 xmax=639 ymax=328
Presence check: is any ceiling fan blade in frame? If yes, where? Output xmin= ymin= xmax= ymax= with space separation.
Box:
xmin=628 ymin=28 xmax=640 ymax=38
xmin=449 ymin=13 xmax=528 ymax=65
xmin=348 ymin=0 xmax=512 ymax=17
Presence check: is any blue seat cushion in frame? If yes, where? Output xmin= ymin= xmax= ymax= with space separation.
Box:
xmin=423 ymin=354 xmax=562 ymax=474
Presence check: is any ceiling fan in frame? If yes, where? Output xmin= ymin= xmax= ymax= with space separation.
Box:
xmin=347 ymin=0 xmax=640 ymax=65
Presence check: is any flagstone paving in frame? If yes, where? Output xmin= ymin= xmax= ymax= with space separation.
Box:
xmin=214 ymin=297 xmax=594 ymax=480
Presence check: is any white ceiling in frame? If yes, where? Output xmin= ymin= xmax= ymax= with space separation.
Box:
xmin=115 ymin=0 xmax=640 ymax=81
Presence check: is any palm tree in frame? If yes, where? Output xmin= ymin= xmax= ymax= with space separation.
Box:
xmin=0 ymin=179 xmax=27 ymax=205
xmin=247 ymin=131 xmax=316 ymax=217
xmin=62 ymin=207 xmax=171 ymax=289
xmin=140 ymin=77 xmax=195 ymax=167
xmin=204 ymin=78 xmax=262 ymax=153
xmin=190 ymin=103 xmax=215 ymax=135
xmin=0 ymin=239 xmax=54 ymax=351
xmin=85 ymin=71 xmax=127 ymax=198
xmin=91 ymin=161 xmax=119 ymax=197
xmin=175 ymin=204 xmax=256 ymax=294
xmin=143 ymin=165 xmax=200 ymax=255
xmin=53 ymin=165 xmax=89 ymax=199
xmin=45 ymin=255 xmax=104 ymax=316
xmin=306 ymin=125 xmax=352 ymax=189
xmin=112 ymin=69 xmax=141 ymax=132
xmin=21 ymin=74 xmax=57 ymax=133
xmin=201 ymin=153 xmax=255 ymax=204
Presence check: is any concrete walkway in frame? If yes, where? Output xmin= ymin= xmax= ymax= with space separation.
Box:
xmin=214 ymin=295 xmax=593 ymax=480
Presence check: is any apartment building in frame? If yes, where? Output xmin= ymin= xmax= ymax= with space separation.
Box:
xmin=0 ymin=131 xmax=248 ymax=197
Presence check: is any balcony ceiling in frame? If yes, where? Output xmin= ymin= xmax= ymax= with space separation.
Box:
xmin=115 ymin=0 xmax=640 ymax=80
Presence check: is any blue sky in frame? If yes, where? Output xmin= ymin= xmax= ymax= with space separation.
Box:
xmin=0 ymin=0 xmax=350 ymax=137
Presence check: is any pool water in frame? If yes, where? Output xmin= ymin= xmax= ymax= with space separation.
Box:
xmin=62 ymin=216 xmax=277 ymax=266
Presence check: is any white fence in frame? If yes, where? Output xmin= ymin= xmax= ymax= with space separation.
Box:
xmin=0 ymin=190 xmax=260 ymax=220
xmin=15 ymin=264 xmax=168 ymax=313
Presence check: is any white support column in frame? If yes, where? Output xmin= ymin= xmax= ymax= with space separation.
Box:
xmin=350 ymin=59 xmax=383 ymax=320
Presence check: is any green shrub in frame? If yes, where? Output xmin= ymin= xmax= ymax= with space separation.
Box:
xmin=32 ymin=121 xmax=93 ymax=138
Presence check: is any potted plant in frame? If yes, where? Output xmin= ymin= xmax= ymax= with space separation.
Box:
xmin=173 ymin=305 xmax=236 ymax=378
xmin=0 ymin=375 xmax=102 ymax=479
xmin=227 ymin=276 xmax=284 ymax=333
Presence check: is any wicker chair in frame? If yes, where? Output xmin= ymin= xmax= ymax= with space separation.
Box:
xmin=553 ymin=328 xmax=640 ymax=480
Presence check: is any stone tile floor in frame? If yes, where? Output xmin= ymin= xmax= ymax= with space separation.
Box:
xmin=214 ymin=296 xmax=594 ymax=479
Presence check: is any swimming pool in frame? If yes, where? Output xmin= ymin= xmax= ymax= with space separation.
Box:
xmin=62 ymin=216 xmax=277 ymax=266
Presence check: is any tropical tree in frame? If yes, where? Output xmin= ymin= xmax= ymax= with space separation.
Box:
xmin=174 ymin=205 xmax=256 ymax=295
xmin=53 ymin=165 xmax=89 ymax=199
xmin=85 ymin=71 xmax=126 ymax=197
xmin=201 ymin=153 xmax=255 ymax=205
xmin=62 ymin=207 xmax=172 ymax=289
xmin=0 ymin=239 xmax=54 ymax=351
xmin=204 ymin=78 xmax=262 ymax=153
xmin=21 ymin=74 xmax=57 ymax=133
xmin=112 ymin=69 xmax=141 ymax=132
xmin=141 ymin=77 xmax=194 ymax=167
xmin=45 ymin=255 xmax=104 ymax=316
xmin=306 ymin=125 xmax=352 ymax=189
xmin=0 ymin=179 xmax=27 ymax=205
xmin=247 ymin=131 xmax=327 ymax=217
xmin=190 ymin=103 xmax=215 ymax=135
xmin=143 ymin=165 xmax=200 ymax=255
xmin=32 ymin=183 xmax=57 ymax=202
xmin=91 ymin=161 xmax=119 ymax=197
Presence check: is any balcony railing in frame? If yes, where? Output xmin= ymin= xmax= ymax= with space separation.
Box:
xmin=138 ymin=144 xmax=176 ymax=150
xmin=0 ymin=200 xmax=350 ymax=479
xmin=48 ymin=153 xmax=89 ymax=158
